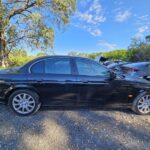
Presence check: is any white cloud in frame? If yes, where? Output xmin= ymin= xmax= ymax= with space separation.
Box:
xmin=115 ymin=10 xmax=131 ymax=22
xmin=88 ymin=28 xmax=102 ymax=36
xmin=135 ymin=14 xmax=150 ymax=26
xmin=134 ymin=25 xmax=149 ymax=39
xmin=76 ymin=0 xmax=106 ymax=25
xmin=98 ymin=41 xmax=117 ymax=50
xmin=73 ymin=23 xmax=102 ymax=37
xmin=74 ymin=0 xmax=106 ymax=36
xmin=138 ymin=15 xmax=149 ymax=20
xmin=138 ymin=26 xmax=149 ymax=33
xmin=89 ymin=0 xmax=102 ymax=15
xmin=77 ymin=11 xmax=106 ymax=24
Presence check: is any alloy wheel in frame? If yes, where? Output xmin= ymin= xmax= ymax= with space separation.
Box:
xmin=12 ymin=93 xmax=36 ymax=115
xmin=137 ymin=95 xmax=150 ymax=114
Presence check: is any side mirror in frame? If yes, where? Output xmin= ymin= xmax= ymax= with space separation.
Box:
xmin=143 ymin=76 xmax=150 ymax=81
xmin=109 ymin=71 xmax=116 ymax=80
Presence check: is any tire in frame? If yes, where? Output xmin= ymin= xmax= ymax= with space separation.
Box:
xmin=8 ymin=90 xmax=41 ymax=116
xmin=132 ymin=92 xmax=150 ymax=115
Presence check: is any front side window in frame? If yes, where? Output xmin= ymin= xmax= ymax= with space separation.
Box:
xmin=76 ymin=58 xmax=109 ymax=77
xmin=30 ymin=58 xmax=71 ymax=75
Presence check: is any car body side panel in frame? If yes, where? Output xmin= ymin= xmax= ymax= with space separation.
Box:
xmin=0 ymin=74 xmax=30 ymax=102
xmin=26 ymin=74 xmax=78 ymax=106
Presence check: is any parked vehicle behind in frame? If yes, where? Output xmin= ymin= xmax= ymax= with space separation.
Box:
xmin=0 ymin=56 xmax=150 ymax=116
xmin=120 ymin=62 xmax=150 ymax=79
xmin=103 ymin=60 xmax=124 ymax=66
xmin=107 ymin=61 xmax=130 ymax=76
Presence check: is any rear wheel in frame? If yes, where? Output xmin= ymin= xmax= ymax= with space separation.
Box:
xmin=8 ymin=90 xmax=41 ymax=116
xmin=132 ymin=92 xmax=150 ymax=115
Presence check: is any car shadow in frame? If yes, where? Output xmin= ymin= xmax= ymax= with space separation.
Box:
xmin=0 ymin=104 xmax=149 ymax=150
xmin=40 ymin=106 xmax=135 ymax=115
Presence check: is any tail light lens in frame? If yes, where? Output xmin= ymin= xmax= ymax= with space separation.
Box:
xmin=127 ymin=68 xmax=140 ymax=72
xmin=121 ymin=67 xmax=140 ymax=72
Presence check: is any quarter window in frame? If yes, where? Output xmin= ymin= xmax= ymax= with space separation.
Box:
xmin=30 ymin=61 xmax=45 ymax=73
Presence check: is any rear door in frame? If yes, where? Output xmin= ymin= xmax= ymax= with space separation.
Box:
xmin=29 ymin=57 xmax=78 ymax=107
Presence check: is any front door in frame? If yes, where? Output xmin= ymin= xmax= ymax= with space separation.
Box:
xmin=74 ymin=58 xmax=114 ymax=107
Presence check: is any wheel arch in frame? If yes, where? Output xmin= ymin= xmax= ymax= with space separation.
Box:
xmin=5 ymin=85 xmax=40 ymax=103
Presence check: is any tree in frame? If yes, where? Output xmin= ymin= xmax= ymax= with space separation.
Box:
xmin=68 ymin=50 xmax=128 ymax=61
xmin=0 ymin=0 xmax=76 ymax=67
xmin=128 ymin=38 xmax=150 ymax=61
xmin=36 ymin=52 xmax=48 ymax=57
xmin=9 ymin=49 xmax=35 ymax=67
xmin=102 ymin=50 xmax=128 ymax=61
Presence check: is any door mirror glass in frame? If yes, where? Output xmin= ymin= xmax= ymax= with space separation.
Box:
xmin=110 ymin=71 xmax=117 ymax=79
xmin=143 ymin=76 xmax=150 ymax=81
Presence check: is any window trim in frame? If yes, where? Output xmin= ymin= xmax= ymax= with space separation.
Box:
xmin=29 ymin=57 xmax=73 ymax=75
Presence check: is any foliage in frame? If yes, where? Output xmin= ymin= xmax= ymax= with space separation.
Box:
xmin=68 ymin=39 xmax=150 ymax=62
xmin=8 ymin=49 xmax=51 ymax=67
xmin=8 ymin=49 xmax=36 ymax=67
xmin=101 ymin=50 xmax=128 ymax=60
xmin=68 ymin=49 xmax=128 ymax=60
xmin=128 ymin=38 xmax=150 ymax=62
xmin=0 ymin=0 xmax=76 ymax=67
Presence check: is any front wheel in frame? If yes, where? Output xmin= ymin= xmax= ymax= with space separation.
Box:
xmin=8 ymin=90 xmax=41 ymax=116
xmin=132 ymin=92 xmax=150 ymax=115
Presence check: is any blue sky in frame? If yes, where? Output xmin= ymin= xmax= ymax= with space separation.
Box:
xmin=35 ymin=0 xmax=150 ymax=55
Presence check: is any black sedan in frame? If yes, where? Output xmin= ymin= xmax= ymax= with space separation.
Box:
xmin=0 ymin=56 xmax=150 ymax=116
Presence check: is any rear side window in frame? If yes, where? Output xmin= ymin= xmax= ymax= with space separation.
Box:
xmin=45 ymin=58 xmax=71 ymax=74
xmin=76 ymin=58 xmax=109 ymax=77
xmin=30 ymin=61 xmax=45 ymax=73
xmin=30 ymin=58 xmax=71 ymax=75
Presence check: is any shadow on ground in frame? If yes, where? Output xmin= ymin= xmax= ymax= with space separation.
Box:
xmin=0 ymin=104 xmax=149 ymax=150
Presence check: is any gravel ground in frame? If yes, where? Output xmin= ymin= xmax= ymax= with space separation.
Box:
xmin=0 ymin=104 xmax=150 ymax=150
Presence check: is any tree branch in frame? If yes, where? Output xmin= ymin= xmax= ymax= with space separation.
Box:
xmin=8 ymin=1 xmax=36 ymax=20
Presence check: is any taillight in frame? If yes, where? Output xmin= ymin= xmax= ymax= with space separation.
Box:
xmin=121 ymin=67 xmax=140 ymax=72
xmin=127 ymin=68 xmax=140 ymax=72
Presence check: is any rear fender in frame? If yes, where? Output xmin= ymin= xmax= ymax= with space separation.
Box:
xmin=5 ymin=84 xmax=40 ymax=103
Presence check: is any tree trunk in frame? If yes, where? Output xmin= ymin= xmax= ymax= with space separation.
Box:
xmin=0 ymin=31 xmax=8 ymax=68
xmin=0 ymin=0 xmax=8 ymax=68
